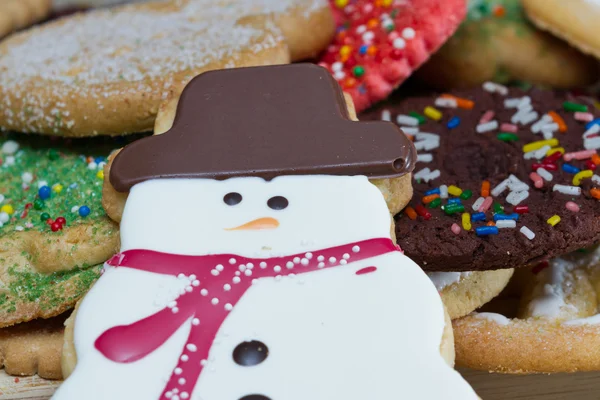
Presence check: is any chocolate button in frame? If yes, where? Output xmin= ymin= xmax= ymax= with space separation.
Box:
xmin=233 ymin=340 xmax=269 ymax=366
xmin=239 ymin=396 xmax=271 ymax=400
xmin=267 ymin=196 xmax=288 ymax=210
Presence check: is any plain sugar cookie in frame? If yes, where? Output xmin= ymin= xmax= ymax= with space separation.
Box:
xmin=417 ymin=0 xmax=598 ymax=89
xmin=430 ymin=269 xmax=514 ymax=320
xmin=454 ymin=248 xmax=600 ymax=373
xmin=0 ymin=0 xmax=333 ymax=136
xmin=523 ymin=0 xmax=600 ymax=61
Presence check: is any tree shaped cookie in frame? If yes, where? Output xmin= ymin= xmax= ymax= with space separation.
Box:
xmin=0 ymin=0 xmax=334 ymax=137
xmin=55 ymin=64 xmax=478 ymax=400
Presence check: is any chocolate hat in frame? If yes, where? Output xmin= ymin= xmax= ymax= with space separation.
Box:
xmin=110 ymin=64 xmax=416 ymax=192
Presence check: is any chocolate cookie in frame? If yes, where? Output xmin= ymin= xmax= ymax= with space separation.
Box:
xmin=360 ymin=85 xmax=600 ymax=271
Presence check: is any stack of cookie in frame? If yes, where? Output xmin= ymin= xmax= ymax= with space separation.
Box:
xmin=358 ymin=0 xmax=600 ymax=378
xmin=0 ymin=0 xmax=336 ymax=384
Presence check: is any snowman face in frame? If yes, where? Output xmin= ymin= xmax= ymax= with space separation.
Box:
xmin=120 ymin=175 xmax=392 ymax=256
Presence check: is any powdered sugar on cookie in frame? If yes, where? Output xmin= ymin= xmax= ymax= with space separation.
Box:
xmin=0 ymin=0 xmax=327 ymax=136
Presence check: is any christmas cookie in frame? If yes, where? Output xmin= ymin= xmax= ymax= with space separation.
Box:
xmin=0 ymin=0 xmax=51 ymax=39
xmin=0 ymin=0 xmax=333 ymax=137
xmin=0 ymin=133 xmax=124 ymax=327
xmin=101 ymin=66 xmax=415 ymax=222
xmin=454 ymin=249 xmax=600 ymax=373
xmin=0 ymin=314 xmax=66 ymax=379
xmin=416 ymin=0 xmax=599 ymax=90
xmin=360 ymin=85 xmax=600 ymax=272
xmin=523 ymin=0 xmax=600 ymax=61
xmin=54 ymin=64 xmax=478 ymax=399
xmin=431 ymin=269 xmax=514 ymax=319
xmin=318 ymin=0 xmax=467 ymax=112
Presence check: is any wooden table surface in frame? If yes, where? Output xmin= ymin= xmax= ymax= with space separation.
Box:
xmin=2 ymin=369 xmax=599 ymax=399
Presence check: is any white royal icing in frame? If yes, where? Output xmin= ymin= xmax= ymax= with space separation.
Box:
xmin=428 ymin=271 xmax=472 ymax=291
xmin=53 ymin=175 xmax=477 ymax=399
xmin=473 ymin=312 xmax=510 ymax=326
xmin=526 ymin=258 xmax=578 ymax=319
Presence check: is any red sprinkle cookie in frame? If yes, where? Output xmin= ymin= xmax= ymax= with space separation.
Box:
xmin=318 ymin=0 xmax=467 ymax=112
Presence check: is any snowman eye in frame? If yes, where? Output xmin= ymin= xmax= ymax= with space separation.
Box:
xmin=224 ymin=192 xmax=242 ymax=206
xmin=267 ymin=196 xmax=288 ymax=210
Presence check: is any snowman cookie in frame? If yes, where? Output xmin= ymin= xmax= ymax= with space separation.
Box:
xmin=416 ymin=0 xmax=599 ymax=90
xmin=0 ymin=133 xmax=126 ymax=328
xmin=100 ymin=70 xmax=414 ymax=221
xmin=0 ymin=0 xmax=333 ymax=137
xmin=55 ymin=64 xmax=478 ymax=400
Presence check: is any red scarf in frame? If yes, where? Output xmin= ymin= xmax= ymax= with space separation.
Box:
xmin=95 ymin=238 xmax=400 ymax=399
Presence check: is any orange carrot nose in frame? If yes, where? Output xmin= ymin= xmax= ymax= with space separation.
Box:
xmin=225 ymin=217 xmax=280 ymax=231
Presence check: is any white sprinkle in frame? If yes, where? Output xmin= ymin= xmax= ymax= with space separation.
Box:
xmin=553 ymin=184 xmax=581 ymax=196
xmin=422 ymin=169 xmax=440 ymax=182
xmin=508 ymin=182 xmax=529 ymax=192
xmin=381 ymin=110 xmax=391 ymax=121
xmin=537 ymin=168 xmax=553 ymax=181
xmin=200 ymin=289 xmax=208 ymax=296
xmin=542 ymin=130 xmax=554 ymax=140
xmin=413 ymin=139 xmax=439 ymax=151
xmin=400 ymin=127 xmax=419 ymax=134
xmin=329 ymin=257 xmax=337 ymax=264
xmin=472 ymin=197 xmax=485 ymax=211
xmin=259 ymin=262 xmax=267 ymax=268
xmin=439 ymin=185 xmax=449 ymax=199
xmin=1 ymin=141 xmax=19 ymax=155
xmin=534 ymin=145 xmax=551 ymax=159
xmin=396 ymin=115 xmax=419 ymax=126
xmin=402 ymin=27 xmax=416 ymax=39
xmin=14 ymin=225 xmax=24 ymax=231
xmin=317 ymin=255 xmax=325 ymax=261
xmin=496 ymin=220 xmax=516 ymax=228
xmin=0 ymin=212 xmax=9 ymax=223
xmin=520 ymin=226 xmax=535 ymax=240
xmin=211 ymin=298 xmax=219 ymax=305
xmin=415 ymin=132 xmax=439 ymax=141
xmin=343 ymin=253 xmax=350 ymax=260
xmin=352 ymin=245 xmax=360 ymax=253
xmin=210 ymin=269 xmax=219 ymax=276
xmin=181 ymin=355 xmax=189 ymax=362
xmin=186 ymin=344 xmax=197 ymax=352
xmin=300 ymin=258 xmax=309 ymax=266
xmin=167 ymin=301 xmax=177 ymax=309
xmin=174 ymin=368 xmax=182 ymax=375
xmin=232 ymin=276 xmax=241 ymax=284
xmin=71 ymin=205 xmax=79 ymax=213
xmin=417 ymin=153 xmax=433 ymax=163
xmin=192 ymin=279 xmax=200 ymax=287
xmin=435 ymin=97 xmax=457 ymax=108
xmin=293 ymin=257 xmax=300 ymax=264
xmin=592 ymin=174 xmax=600 ymax=185
xmin=192 ymin=318 xmax=200 ymax=325
xmin=517 ymin=96 xmax=531 ymax=108
xmin=5 ymin=156 xmax=15 ymax=166
xmin=318 ymin=262 xmax=325 ymax=268
xmin=286 ymin=261 xmax=294 ymax=269
xmin=393 ymin=37 xmax=406 ymax=49
xmin=504 ymin=97 xmax=523 ymax=108
xmin=178 ymin=378 xmax=186 ymax=385
xmin=215 ymin=264 xmax=224 ymax=271
xmin=21 ymin=172 xmax=33 ymax=183
xmin=483 ymin=81 xmax=508 ymax=95
xmin=244 ymin=269 xmax=252 ymax=276
xmin=523 ymin=150 xmax=537 ymax=160
xmin=519 ymin=111 xmax=539 ymax=126
xmin=223 ymin=284 xmax=231 ymax=291
xmin=333 ymin=71 xmax=345 ymax=81
xmin=305 ymin=252 xmax=313 ymax=260
xmin=224 ymin=303 xmax=233 ymax=311
xmin=584 ymin=136 xmax=600 ymax=150
xmin=531 ymin=115 xmax=553 ymax=133
xmin=413 ymin=167 xmax=431 ymax=180
xmin=181 ymin=393 xmax=189 ymax=400
xmin=541 ymin=122 xmax=559 ymax=132
xmin=506 ymin=190 xmax=529 ymax=205
xmin=491 ymin=178 xmax=511 ymax=197
xmin=238 ymin=264 xmax=246 ymax=272
xmin=229 ymin=258 xmax=236 ymax=265
xmin=476 ymin=120 xmax=498 ymax=133
xmin=273 ymin=265 xmax=281 ymax=273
